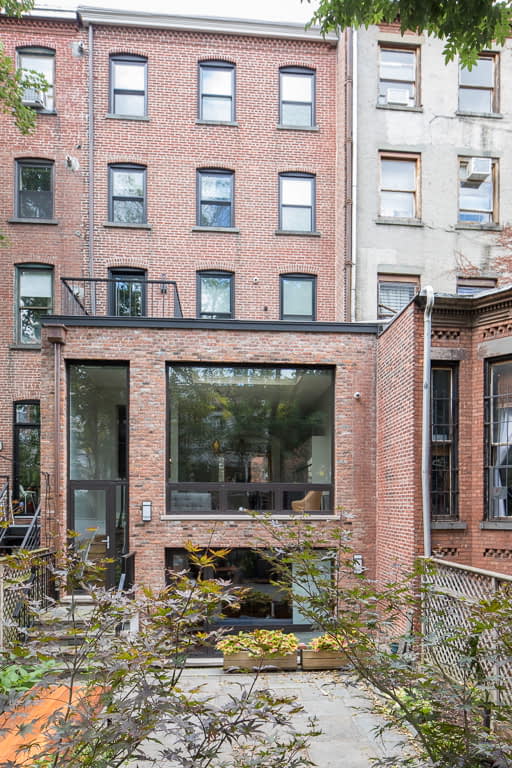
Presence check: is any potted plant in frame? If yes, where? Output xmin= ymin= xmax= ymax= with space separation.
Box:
xmin=217 ymin=629 xmax=298 ymax=671
xmin=301 ymin=634 xmax=348 ymax=670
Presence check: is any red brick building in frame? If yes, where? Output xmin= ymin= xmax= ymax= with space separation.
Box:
xmin=1 ymin=8 xmax=512 ymax=622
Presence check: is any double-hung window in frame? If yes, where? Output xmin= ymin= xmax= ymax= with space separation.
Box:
xmin=379 ymin=153 xmax=419 ymax=220
xmin=279 ymin=67 xmax=315 ymax=127
xmin=199 ymin=61 xmax=235 ymax=122
xmin=377 ymin=276 xmax=418 ymax=319
xmin=431 ymin=366 xmax=458 ymax=519
xmin=458 ymin=157 xmax=497 ymax=224
xmin=459 ymin=54 xmax=497 ymax=114
xmin=379 ymin=46 xmax=417 ymax=107
xmin=110 ymin=54 xmax=147 ymax=117
xmin=109 ymin=164 xmax=147 ymax=225
xmin=280 ymin=274 xmax=316 ymax=320
xmin=16 ymin=264 xmax=53 ymax=345
xmin=486 ymin=359 xmax=512 ymax=519
xmin=197 ymin=271 xmax=234 ymax=319
xmin=16 ymin=159 xmax=54 ymax=220
xmin=279 ymin=173 xmax=315 ymax=232
xmin=18 ymin=47 xmax=55 ymax=111
xmin=197 ymin=169 xmax=234 ymax=228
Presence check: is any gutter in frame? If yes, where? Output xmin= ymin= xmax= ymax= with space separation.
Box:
xmin=421 ymin=286 xmax=434 ymax=557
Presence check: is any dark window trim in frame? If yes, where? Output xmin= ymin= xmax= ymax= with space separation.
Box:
xmin=109 ymin=53 xmax=148 ymax=117
xmin=280 ymin=273 xmax=316 ymax=321
xmin=484 ymin=356 xmax=512 ymax=520
xmin=198 ymin=60 xmax=235 ymax=122
xmin=108 ymin=163 xmax=147 ymax=225
xmin=278 ymin=172 xmax=316 ymax=232
xmin=196 ymin=269 xmax=234 ymax=319
xmin=279 ymin=66 xmax=316 ymax=127
xmin=196 ymin=168 xmax=234 ymax=228
xmin=166 ymin=362 xmax=335 ymax=517
xmin=431 ymin=363 xmax=459 ymax=520
xmin=15 ymin=158 xmax=54 ymax=220
xmin=15 ymin=262 xmax=54 ymax=345
xmin=13 ymin=399 xmax=40 ymax=505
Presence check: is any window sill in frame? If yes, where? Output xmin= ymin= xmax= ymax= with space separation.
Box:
xmin=431 ymin=520 xmax=467 ymax=530
xmin=195 ymin=119 xmax=238 ymax=127
xmin=9 ymin=344 xmax=42 ymax=351
xmin=376 ymin=217 xmax=423 ymax=227
xmin=276 ymin=123 xmax=320 ymax=131
xmin=275 ymin=229 xmax=321 ymax=237
xmin=35 ymin=109 xmax=57 ymax=116
xmin=8 ymin=217 xmax=58 ymax=225
xmin=103 ymin=222 xmax=152 ymax=230
xmin=481 ymin=520 xmax=512 ymax=530
xmin=455 ymin=222 xmax=502 ymax=231
xmin=456 ymin=110 xmax=503 ymax=119
xmin=105 ymin=113 xmax=150 ymax=121
xmin=376 ymin=104 xmax=422 ymax=113
xmin=191 ymin=226 xmax=240 ymax=234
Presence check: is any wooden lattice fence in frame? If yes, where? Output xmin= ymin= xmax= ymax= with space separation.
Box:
xmin=423 ymin=557 xmax=512 ymax=706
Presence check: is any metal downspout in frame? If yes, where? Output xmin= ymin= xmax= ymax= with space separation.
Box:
xmin=87 ymin=23 xmax=95 ymax=312
xmin=422 ymin=286 xmax=435 ymax=557
xmin=343 ymin=27 xmax=353 ymax=321
xmin=350 ymin=28 xmax=358 ymax=322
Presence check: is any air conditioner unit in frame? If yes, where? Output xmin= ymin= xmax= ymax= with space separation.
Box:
xmin=467 ymin=157 xmax=492 ymax=181
xmin=22 ymin=88 xmax=46 ymax=109
xmin=386 ymin=88 xmax=410 ymax=106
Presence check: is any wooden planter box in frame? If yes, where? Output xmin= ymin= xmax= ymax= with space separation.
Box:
xmin=301 ymin=649 xmax=347 ymax=670
xmin=223 ymin=652 xmax=297 ymax=671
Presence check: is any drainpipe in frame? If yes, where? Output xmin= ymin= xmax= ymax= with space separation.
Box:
xmin=47 ymin=326 xmax=67 ymax=547
xmin=87 ymin=23 xmax=95 ymax=312
xmin=422 ymin=286 xmax=434 ymax=557
xmin=343 ymin=28 xmax=353 ymax=321
xmin=350 ymin=28 xmax=358 ymax=322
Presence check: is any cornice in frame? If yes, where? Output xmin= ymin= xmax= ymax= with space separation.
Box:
xmin=76 ymin=6 xmax=338 ymax=44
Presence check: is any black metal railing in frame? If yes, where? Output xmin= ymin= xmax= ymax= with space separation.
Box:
xmin=0 ymin=476 xmax=9 ymax=523
xmin=61 ymin=277 xmax=183 ymax=319
xmin=20 ymin=505 xmax=41 ymax=551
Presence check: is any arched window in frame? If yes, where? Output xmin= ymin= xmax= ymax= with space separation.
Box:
xmin=108 ymin=164 xmax=147 ymax=225
xmin=197 ymin=270 xmax=234 ymax=319
xmin=199 ymin=60 xmax=235 ymax=122
xmin=17 ymin=47 xmax=55 ymax=111
xmin=280 ymin=274 xmax=316 ymax=321
xmin=279 ymin=172 xmax=315 ymax=232
xmin=110 ymin=54 xmax=147 ymax=117
xmin=279 ymin=66 xmax=315 ymax=127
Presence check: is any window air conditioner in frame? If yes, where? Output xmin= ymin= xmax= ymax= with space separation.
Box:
xmin=386 ymin=88 xmax=410 ymax=106
xmin=467 ymin=157 xmax=492 ymax=182
xmin=22 ymin=88 xmax=47 ymax=109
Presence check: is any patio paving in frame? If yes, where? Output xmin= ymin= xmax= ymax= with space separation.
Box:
xmin=178 ymin=667 xmax=408 ymax=767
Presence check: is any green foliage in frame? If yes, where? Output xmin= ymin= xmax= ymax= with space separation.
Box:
xmin=0 ymin=543 xmax=316 ymax=768
xmin=216 ymin=629 xmax=299 ymax=657
xmin=259 ymin=520 xmax=512 ymax=768
xmin=0 ymin=656 xmax=55 ymax=701
xmin=306 ymin=0 xmax=512 ymax=65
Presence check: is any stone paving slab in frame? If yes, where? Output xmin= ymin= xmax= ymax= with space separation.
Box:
xmin=178 ymin=668 xmax=407 ymax=767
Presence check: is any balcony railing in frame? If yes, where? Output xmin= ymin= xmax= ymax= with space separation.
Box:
xmin=61 ymin=277 xmax=183 ymax=319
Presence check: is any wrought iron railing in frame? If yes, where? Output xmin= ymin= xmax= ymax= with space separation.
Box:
xmin=61 ymin=277 xmax=183 ymax=319
xmin=20 ymin=505 xmax=41 ymax=550
xmin=0 ymin=476 xmax=9 ymax=522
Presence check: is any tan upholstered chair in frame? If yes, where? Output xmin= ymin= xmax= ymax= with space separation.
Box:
xmin=291 ymin=490 xmax=323 ymax=513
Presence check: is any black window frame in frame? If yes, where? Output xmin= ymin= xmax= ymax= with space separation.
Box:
xmin=484 ymin=358 xmax=512 ymax=520
xmin=279 ymin=66 xmax=316 ymax=127
xmin=196 ymin=168 xmax=234 ymax=228
xmin=108 ymin=267 xmax=147 ymax=317
xmin=196 ymin=270 xmax=234 ymax=319
xmin=109 ymin=53 xmax=148 ymax=117
xmin=108 ymin=163 xmax=147 ymax=225
xmin=16 ymin=263 xmax=54 ymax=345
xmin=280 ymin=273 xmax=316 ymax=321
xmin=198 ymin=60 xmax=235 ymax=123
xmin=278 ymin=172 xmax=316 ymax=233
xmin=431 ymin=364 xmax=458 ymax=520
xmin=13 ymin=399 xmax=41 ymax=507
xmin=17 ymin=46 xmax=55 ymax=112
xmin=16 ymin=158 xmax=54 ymax=220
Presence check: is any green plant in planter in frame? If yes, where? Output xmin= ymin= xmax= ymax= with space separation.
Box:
xmin=217 ymin=629 xmax=298 ymax=657
xmin=308 ymin=634 xmax=346 ymax=652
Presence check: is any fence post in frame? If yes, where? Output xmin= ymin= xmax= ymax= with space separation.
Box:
xmin=0 ymin=563 xmax=4 ymax=652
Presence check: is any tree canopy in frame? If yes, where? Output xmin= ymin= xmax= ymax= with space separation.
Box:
xmin=306 ymin=0 xmax=512 ymax=64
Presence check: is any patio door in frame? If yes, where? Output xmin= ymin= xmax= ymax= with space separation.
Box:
xmin=70 ymin=484 xmax=127 ymax=588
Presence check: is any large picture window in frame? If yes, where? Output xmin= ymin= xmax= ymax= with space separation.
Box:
xmin=167 ymin=365 xmax=333 ymax=515
xmin=486 ymin=359 xmax=512 ymax=519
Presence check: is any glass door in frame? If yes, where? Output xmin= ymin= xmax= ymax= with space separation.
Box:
xmin=71 ymin=484 xmax=127 ymax=588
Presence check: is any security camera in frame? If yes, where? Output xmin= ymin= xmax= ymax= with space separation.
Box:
xmin=353 ymin=392 xmax=361 ymax=400
xmin=253 ymin=277 xmax=260 ymax=284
